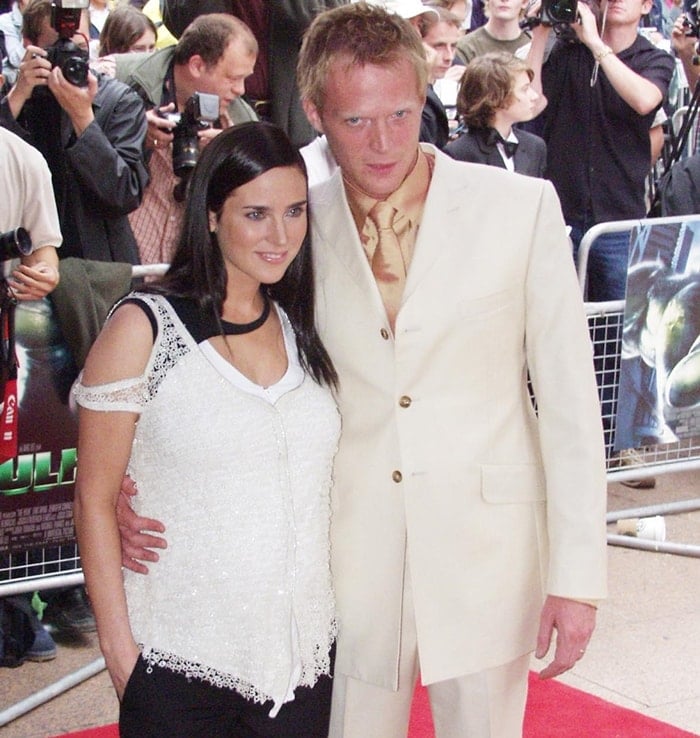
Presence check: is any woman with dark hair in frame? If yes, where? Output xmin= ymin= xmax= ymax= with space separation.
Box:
xmin=98 ymin=5 xmax=157 ymax=56
xmin=73 ymin=122 xmax=339 ymax=737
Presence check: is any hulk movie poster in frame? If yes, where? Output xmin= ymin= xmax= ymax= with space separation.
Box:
xmin=0 ymin=298 xmax=78 ymax=553
xmin=617 ymin=216 xmax=700 ymax=451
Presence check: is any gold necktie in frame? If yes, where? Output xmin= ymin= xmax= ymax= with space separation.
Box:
xmin=369 ymin=201 xmax=406 ymax=331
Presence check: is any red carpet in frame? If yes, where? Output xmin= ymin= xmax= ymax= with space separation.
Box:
xmin=53 ymin=673 xmax=699 ymax=738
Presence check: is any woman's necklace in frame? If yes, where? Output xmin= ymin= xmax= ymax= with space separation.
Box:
xmin=221 ymin=294 xmax=271 ymax=335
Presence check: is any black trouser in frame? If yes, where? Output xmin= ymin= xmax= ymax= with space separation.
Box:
xmin=119 ymin=648 xmax=334 ymax=738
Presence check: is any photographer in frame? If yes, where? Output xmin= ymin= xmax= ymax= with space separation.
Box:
xmin=671 ymin=11 xmax=700 ymax=89
xmin=159 ymin=0 xmax=348 ymax=148
xmin=0 ymin=126 xmax=59 ymax=298
xmin=105 ymin=12 xmax=257 ymax=265
xmin=527 ymin=0 xmax=675 ymax=302
xmin=0 ymin=0 xmax=148 ymax=264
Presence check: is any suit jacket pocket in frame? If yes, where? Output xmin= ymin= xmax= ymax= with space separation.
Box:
xmin=481 ymin=464 xmax=546 ymax=504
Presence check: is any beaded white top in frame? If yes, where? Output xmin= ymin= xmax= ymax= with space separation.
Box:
xmin=73 ymin=293 xmax=340 ymax=716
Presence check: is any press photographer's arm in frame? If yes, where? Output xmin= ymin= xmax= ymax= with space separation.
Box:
xmin=671 ymin=13 xmax=700 ymax=89
xmin=4 ymin=45 xmax=52 ymax=120
xmin=9 ymin=246 xmax=60 ymax=300
xmin=527 ymin=0 xmax=665 ymax=115
xmin=575 ymin=1 xmax=663 ymax=114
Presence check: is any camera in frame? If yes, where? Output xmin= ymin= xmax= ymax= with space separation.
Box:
xmin=541 ymin=0 xmax=579 ymax=24
xmin=0 ymin=228 xmax=33 ymax=262
xmin=162 ymin=92 xmax=220 ymax=179
xmin=160 ymin=92 xmax=220 ymax=201
xmin=45 ymin=0 xmax=90 ymax=87
xmin=682 ymin=8 xmax=700 ymax=38
xmin=521 ymin=0 xmax=579 ymax=36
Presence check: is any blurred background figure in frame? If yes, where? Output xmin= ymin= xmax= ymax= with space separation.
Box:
xmin=0 ymin=0 xmax=27 ymax=86
xmin=456 ymin=0 xmax=531 ymax=65
xmin=445 ymin=51 xmax=546 ymax=175
xmin=417 ymin=4 xmax=462 ymax=146
xmin=87 ymin=0 xmax=112 ymax=59
xmin=141 ymin=0 xmax=176 ymax=48
xmin=427 ymin=0 xmax=470 ymax=27
xmin=98 ymin=4 xmax=156 ymax=56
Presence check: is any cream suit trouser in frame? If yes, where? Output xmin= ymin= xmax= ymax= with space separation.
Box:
xmin=328 ymin=563 xmax=530 ymax=738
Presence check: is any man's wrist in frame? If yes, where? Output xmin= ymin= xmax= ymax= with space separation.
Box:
xmin=71 ymin=111 xmax=95 ymax=137
xmin=6 ymin=85 xmax=29 ymax=118
xmin=593 ymin=44 xmax=614 ymax=62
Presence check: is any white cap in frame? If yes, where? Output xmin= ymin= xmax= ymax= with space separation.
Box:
xmin=364 ymin=0 xmax=440 ymax=20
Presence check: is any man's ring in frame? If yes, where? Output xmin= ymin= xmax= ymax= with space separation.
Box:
xmin=153 ymin=138 xmax=158 ymax=147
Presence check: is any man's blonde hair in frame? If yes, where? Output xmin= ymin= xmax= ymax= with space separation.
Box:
xmin=297 ymin=2 xmax=429 ymax=111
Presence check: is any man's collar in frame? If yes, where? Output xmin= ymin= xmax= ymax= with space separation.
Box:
xmin=343 ymin=147 xmax=432 ymax=230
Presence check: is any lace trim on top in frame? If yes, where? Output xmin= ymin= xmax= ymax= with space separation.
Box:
xmin=72 ymin=293 xmax=192 ymax=412
xmin=141 ymin=639 xmax=335 ymax=711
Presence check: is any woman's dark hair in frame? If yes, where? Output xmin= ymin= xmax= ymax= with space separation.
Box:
xmin=98 ymin=6 xmax=157 ymax=56
xmin=150 ymin=121 xmax=337 ymax=389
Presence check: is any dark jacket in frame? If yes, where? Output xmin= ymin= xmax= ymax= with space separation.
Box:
xmin=444 ymin=126 xmax=547 ymax=178
xmin=0 ymin=75 xmax=148 ymax=263
xmin=420 ymin=85 xmax=450 ymax=151
xmin=660 ymin=153 xmax=700 ymax=216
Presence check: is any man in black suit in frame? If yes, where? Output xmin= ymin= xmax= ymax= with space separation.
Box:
xmin=445 ymin=51 xmax=546 ymax=177
xmin=417 ymin=5 xmax=461 ymax=149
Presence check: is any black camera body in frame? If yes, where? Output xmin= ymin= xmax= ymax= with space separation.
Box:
xmin=45 ymin=38 xmax=89 ymax=87
xmin=541 ymin=0 xmax=579 ymax=24
xmin=683 ymin=12 xmax=700 ymax=37
xmin=46 ymin=0 xmax=89 ymax=87
xmin=161 ymin=92 xmax=220 ymax=179
xmin=521 ymin=0 xmax=579 ymax=37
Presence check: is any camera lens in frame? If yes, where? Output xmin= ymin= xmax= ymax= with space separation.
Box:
xmin=171 ymin=129 xmax=199 ymax=179
xmin=61 ymin=56 xmax=89 ymax=87
xmin=0 ymin=228 xmax=33 ymax=261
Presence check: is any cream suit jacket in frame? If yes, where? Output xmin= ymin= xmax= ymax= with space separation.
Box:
xmin=310 ymin=146 xmax=608 ymax=690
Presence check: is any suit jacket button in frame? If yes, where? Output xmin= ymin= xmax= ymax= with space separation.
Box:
xmin=392 ymin=470 xmax=403 ymax=483
xmin=380 ymin=328 xmax=390 ymax=340
xmin=399 ymin=395 xmax=412 ymax=408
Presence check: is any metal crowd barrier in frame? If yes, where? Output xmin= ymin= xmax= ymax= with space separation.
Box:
xmin=577 ymin=217 xmax=700 ymax=557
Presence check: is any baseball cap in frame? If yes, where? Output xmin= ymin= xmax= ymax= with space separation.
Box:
xmin=364 ymin=0 xmax=440 ymax=20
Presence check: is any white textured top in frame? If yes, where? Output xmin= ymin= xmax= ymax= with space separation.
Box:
xmin=73 ymin=293 xmax=340 ymax=715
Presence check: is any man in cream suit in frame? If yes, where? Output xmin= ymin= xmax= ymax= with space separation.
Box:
xmin=299 ymin=4 xmax=606 ymax=737
xmin=118 ymin=4 xmax=607 ymax=736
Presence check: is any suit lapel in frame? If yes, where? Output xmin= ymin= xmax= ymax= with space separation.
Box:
xmin=403 ymin=148 xmax=472 ymax=302
xmin=311 ymin=172 xmax=387 ymax=318
xmin=513 ymin=140 xmax=531 ymax=176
